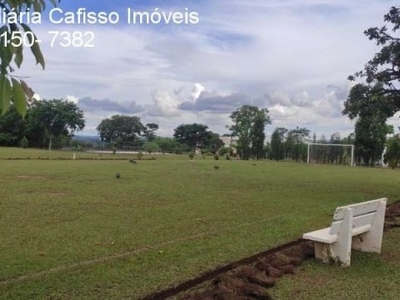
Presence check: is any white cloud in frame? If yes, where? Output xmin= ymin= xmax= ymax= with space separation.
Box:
xmin=65 ymin=95 xmax=79 ymax=104
xmin=191 ymin=83 xmax=205 ymax=101
xmin=149 ymin=89 xmax=182 ymax=117
xmin=32 ymin=93 xmax=41 ymax=101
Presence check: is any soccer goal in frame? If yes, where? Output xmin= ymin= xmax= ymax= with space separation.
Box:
xmin=307 ymin=143 xmax=355 ymax=166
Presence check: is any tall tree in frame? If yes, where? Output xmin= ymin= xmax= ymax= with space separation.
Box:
xmin=288 ymin=127 xmax=310 ymax=162
xmin=0 ymin=1 xmax=60 ymax=117
xmin=251 ymin=112 xmax=267 ymax=159
xmin=96 ymin=115 xmax=146 ymax=149
xmin=354 ymin=115 xmax=391 ymax=166
xmin=270 ymin=127 xmax=288 ymax=161
xmin=347 ymin=6 xmax=400 ymax=119
xmin=173 ymin=123 xmax=210 ymax=151
xmin=229 ymin=105 xmax=271 ymax=160
xmin=145 ymin=123 xmax=159 ymax=141
xmin=27 ymin=99 xmax=85 ymax=150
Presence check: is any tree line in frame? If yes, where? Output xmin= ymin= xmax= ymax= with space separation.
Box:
xmin=96 ymin=104 xmax=271 ymax=160
xmin=1 ymin=97 xmax=397 ymax=167
xmin=0 ymin=99 xmax=271 ymax=160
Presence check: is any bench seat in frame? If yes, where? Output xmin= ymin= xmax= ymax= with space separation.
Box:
xmin=303 ymin=224 xmax=371 ymax=244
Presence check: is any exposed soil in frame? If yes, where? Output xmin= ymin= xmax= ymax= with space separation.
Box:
xmin=385 ymin=199 xmax=400 ymax=229
xmin=16 ymin=175 xmax=50 ymax=180
xmin=141 ymin=200 xmax=400 ymax=300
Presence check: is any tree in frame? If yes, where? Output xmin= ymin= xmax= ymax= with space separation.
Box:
xmin=173 ymin=123 xmax=210 ymax=152
xmin=347 ymin=6 xmax=400 ymax=119
xmin=154 ymin=137 xmax=177 ymax=154
xmin=354 ymin=115 xmax=390 ymax=166
xmin=343 ymin=83 xmax=395 ymax=120
xmin=143 ymin=141 xmax=160 ymax=154
xmin=19 ymin=136 xmax=28 ymax=148
xmin=204 ymin=132 xmax=224 ymax=154
xmin=385 ymin=136 xmax=400 ymax=168
xmin=288 ymin=127 xmax=310 ymax=162
xmin=251 ymin=112 xmax=267 ymax=159
xmin=270 ymin=127 xmax=288 ymax=161
xmin=145 ymin=123 xmax=159 ymax=141
xmin=0 ymin=1 xmax=60 ymax=117
xmin=0 ymin=105 xmax=27 ymax=146
xmin=26 ymin=99 xmax=85 ymax=150
xmin=96 ymin=115 xmax=146 ymax=149
xmin=229 ymin=105 xmax=271 ymax=160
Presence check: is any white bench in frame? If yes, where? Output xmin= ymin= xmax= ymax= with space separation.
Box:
xmin=303 ymin=198 xmax=387 ymax=267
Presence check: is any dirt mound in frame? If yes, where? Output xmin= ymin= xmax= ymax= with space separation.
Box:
xmin=179 ymin=243 xmax=313 ymax=300
xmin=141 ymin=200 xmax=400 ymax=300
xmin=385 ymin=200 xmax=400 ymax=229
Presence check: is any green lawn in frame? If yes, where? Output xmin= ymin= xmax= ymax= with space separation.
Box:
xmin=0 ymin=148 xmax=399 ymax=299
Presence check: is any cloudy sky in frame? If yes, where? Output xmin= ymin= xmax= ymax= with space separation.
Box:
xmin=18 ymin=0 xmax=400 ymax=139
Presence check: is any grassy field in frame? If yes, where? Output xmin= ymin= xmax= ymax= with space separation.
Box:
xmin=0 ymin=147 xmax=399 ymax=299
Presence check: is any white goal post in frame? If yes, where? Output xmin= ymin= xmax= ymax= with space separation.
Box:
xmin=307 ymin=143 xmax=355 ymax=166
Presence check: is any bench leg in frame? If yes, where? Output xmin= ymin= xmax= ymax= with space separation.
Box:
xmin=314 ymin=242 xmax=332 ymax=263
xmin=352 ymin=199 xmax=386 ymax=254
xmin=330 ymin=208 xmax=353 ymax=267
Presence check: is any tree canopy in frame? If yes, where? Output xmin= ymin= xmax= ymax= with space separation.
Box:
xmin=145 ymin=123 xmax=159 ymax=141
xmin=96 ymin=115 xmax=148 ymax=148
xmin=173 ymin=123 xmax=210 ymax=151
xmin=229 ymin=105 xmax=271 ymax=160
xmin=346 ymin=6 xmax=400 ymax=119
xmin=27 ymin=99 xmax=85 ymax=150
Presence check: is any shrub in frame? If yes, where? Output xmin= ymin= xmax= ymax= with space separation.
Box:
xmin=20 ymin=136 xmax=29 ymax=149
xmin=219 ymin=147 xmax=229 ymax=156
xmin=214 ymin=154 xmax=220 ymax=160
xmin=225 ymin=154 xmax=230 ymax=160
xmin=112 ymin=146 xmax=117 ymax=154
xmin=189 ymin=152 xmax=194 ymax=160
xmin=174 ymin=146 xmax=183 ymax=154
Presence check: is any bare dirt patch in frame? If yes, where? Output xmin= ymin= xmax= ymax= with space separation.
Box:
xmin=141 ymin=200 xmax=400 ymax=300
xmin=384 ymin=200 xmax=400 ymax=229
xmin=42 ymin=192 xmax=68 ymax=196
xmin=16 ymin=175 xmax=50 ymax=180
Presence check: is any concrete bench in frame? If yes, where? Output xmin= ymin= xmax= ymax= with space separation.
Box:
xmin=303 ymin=197 xmax=387 ymax=267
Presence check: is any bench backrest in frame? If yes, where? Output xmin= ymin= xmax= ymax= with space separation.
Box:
xmin=329 ymin=198 xmax=387 ymax=235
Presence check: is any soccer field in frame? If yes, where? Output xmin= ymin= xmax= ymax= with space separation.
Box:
xmin=0 ymin=151 xmax=399 ymax=298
